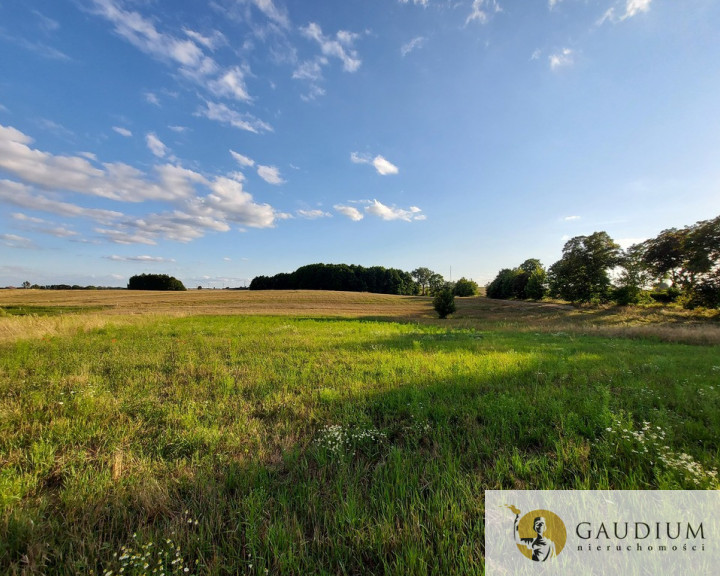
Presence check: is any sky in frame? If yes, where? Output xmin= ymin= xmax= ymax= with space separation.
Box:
xmin=1 ymin=0 xmax=719 ymax=288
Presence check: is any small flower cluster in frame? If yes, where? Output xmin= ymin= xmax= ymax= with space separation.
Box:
xmin=314 ymin=424 xmax=387 ymax=459
xmin=605 ymin=419 xmax=719 ymax=488
xmin=659 ymin=451 xmax=719 ymax=486
xmin=104 ymin=513 xmax=199 ymax=576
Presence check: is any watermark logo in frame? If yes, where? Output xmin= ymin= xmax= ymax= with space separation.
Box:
xmin=505 ymin=505 xmax=567 ymax=562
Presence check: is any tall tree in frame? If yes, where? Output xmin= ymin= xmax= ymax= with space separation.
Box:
xmin=641 ymin=216 xmax=720 ymax=292
xmin=548 ymin=232 xmax=621 ymax=303
xmin=411 ymin=267 xmax=435 ymax=295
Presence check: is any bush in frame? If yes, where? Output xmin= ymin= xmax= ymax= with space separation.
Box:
xmin=649 ymin=287 xmax=682 ymax=304
xmin=433 ymin=289 xmax=456 ymax=319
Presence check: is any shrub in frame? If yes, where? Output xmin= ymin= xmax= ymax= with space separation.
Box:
xmin=433 ymin=289 xmax=456 ymax=319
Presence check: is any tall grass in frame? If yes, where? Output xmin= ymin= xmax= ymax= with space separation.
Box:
xmin=0 ymin=310 xmax=718 ymax=574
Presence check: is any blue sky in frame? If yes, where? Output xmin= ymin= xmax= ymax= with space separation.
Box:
xmin=1 ymin=0 xmax=719 ymax=288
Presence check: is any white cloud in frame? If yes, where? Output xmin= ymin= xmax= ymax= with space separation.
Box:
xmin=90 ymin=0 xmax=205 ymax=69
xmin=209 ymin=66 xmax=252 ymax=102
xmin=548 ymin=0 xmax=562 ymax=9
xmin=145 ymin=92 xmax=161 ymax=106
xmin=350 ymin=152 xmax=371 ymax=165
xmin=623 ymin=0 xmax=653 ymax=19
xmin=0 ymin=124 xmax=281 ymax=246
xmin=251 ymin=0 xmax=291 ymax=29
xmin=168 ymin=125 xmax=188 ymax=133
xmin=401 ymin=36 xmax=426 ymax=57
xmin=300 ymin=22 xmax=362 ymax=73
xmin=373 ymin=156 xmax=399 ymax=176
xmin=292 ymin=58 xmax=327 ymax=82
xmin=598 ymin=0 xmax=653 ymax=25
xmin=350 ymin=152 xmax=399 ymax=176
xmin=230 ymin=150 xmax=256 ymax=167
xmin=297 ymin=209 xmax=332 ymax=219
xmin=365 ymin=200 xmax=424 ymax=222
xmin=197 ymin=101 xmax=272 ymax=134
xmin=107 ymin=254 xmax=176 ymax=263
xmin=257 ymin=165 xmax=285 ymax=185
xmin=183 ymin=28 xmax=226 ymax=51
xmin=399 ymin=0 xmax=429 ymax=6
xmin=201 ymin=176 xmax=276 ymax=228
xmin=334 ymin=205 xmax=364 ymax=221
xmin=145 ymin=133 xmax=168 ymax=158
xmin=113 ymin=126 xmax=132 ymax=137
xmin=466 ymin=0 xmax=501 ymax=25
xmin=0 ymin=234 xmax=35 ymax=249
xmin=0 ymin=179 xmax=123 ymax=222
xmin=563 ymin=215 xmax=581 ymax=221
xmin=89 ymin=1 xmax=269 ymax=110
xmin=549 ymin=48 xmax=574 ymax=70
xmin=300 ymin=84 xmax=326 ymax=102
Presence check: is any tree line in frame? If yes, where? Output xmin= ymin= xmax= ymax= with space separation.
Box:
xmin=249 ymin=264 xmax=480 ymax=298
xmin=486 ymin=215 xmax=720 ymax=308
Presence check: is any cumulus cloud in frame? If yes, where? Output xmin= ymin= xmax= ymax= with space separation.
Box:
xmin=257 ymin=165 xmax=285 ymax=185
xmin=351 ymin=152 xmax=399 ymax=176
xmin=334 ymin=205 xmax=364 ymax=221
xmin=0 ymin=124 xmax=280 ymax=246
xmin=365 ymin=200 xmax=425 ymax=222
xmin=373 ymin=156 xmax=399 ymax=176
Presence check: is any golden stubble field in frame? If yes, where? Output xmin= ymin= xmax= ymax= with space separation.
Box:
xmin=1 ymin=288 xmax=719 ymax=345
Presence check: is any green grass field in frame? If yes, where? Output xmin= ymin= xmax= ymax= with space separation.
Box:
xmin=1 ymin=292 xmax=719 ymax=575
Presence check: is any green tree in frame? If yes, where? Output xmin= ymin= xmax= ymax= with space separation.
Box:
xmin=525 ymin=267 xmax=548 ymax=300
xmin=428 ymin=273 xmax=446 ymax=296
xmin=486 ymin=268 xmax=518 ymax=299
xmin=411 ymin=267 xmax=435 ymax=295
xmin=127 ymin=273 xmax=186 ymax=291
xmin=548 ymin=232 xmax=622 ymax=304
xmin=453 ymin=277 xmax=479 ymax=297
xmin=613 ymin=244 xmax=653 ymax=305
xmin=641 ymin=216 xmax=719 ymax=291
xmin=433 ymin=288 xmax=456 ymax=319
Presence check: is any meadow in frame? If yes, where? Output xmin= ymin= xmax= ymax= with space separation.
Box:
xmin=1 ymin=290 xmax=719 ymax=575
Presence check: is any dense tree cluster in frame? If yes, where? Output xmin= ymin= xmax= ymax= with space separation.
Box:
xmin=486 ymin=215 xmax=720 ymax=308
xmin=486 ymin=259 xmax=547 ymax=300
xmin=127 ymin=273 xmax=186 ymax=291
xmin=250 ymin=264 xmax=419 ymax=295
xmin=452 ymin=277 xmax=480 ymax=297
